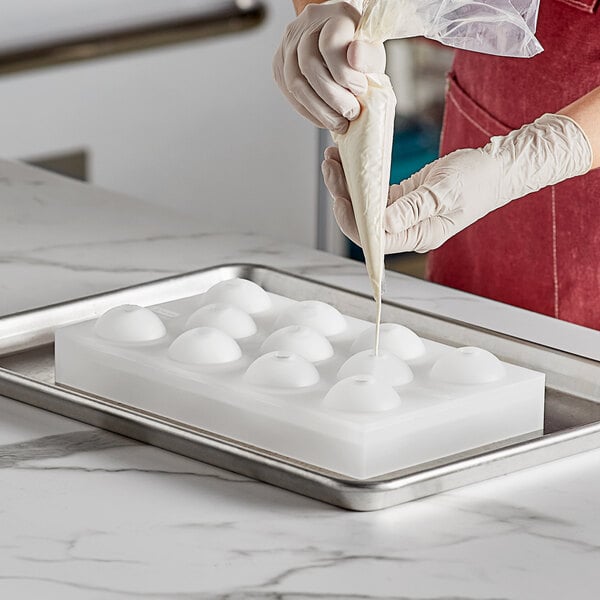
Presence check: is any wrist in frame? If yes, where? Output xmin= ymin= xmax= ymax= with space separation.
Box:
xmin=558 ymin=86 xmax=600 ymax=170
xmin=551 ymin=114 xmax=595 ymax=171
xmin=483 ymin=113 xmax=594 ymax=204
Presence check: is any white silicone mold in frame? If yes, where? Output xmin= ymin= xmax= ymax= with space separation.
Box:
xmin=56 ymin=283 xmax=545 ymax=480
xmin=323 ymin=375 xmax=402 ymax=413
xmin=275 ymin=300 xmax=347 ymax=337
xmin=244 ymin=351 xmax=320 ymax=389
xmin=94 ymin=305 xmax=167 ymax=343
xmin=430 ymin=347 xmax=506 ymax=385
xmin=337 ymin=350 xmax=414 ymax=387
xmin=186 ymin=303 xmax=257 ymax=340
xmin=168 ymin=327 xmax=242 ymax=365
xmin=351 ymin=323 xmax=426 ymax=360
xmin=260 ymin=325 xmax=334 ymax=363
xmin=201 ymin=278 xmax=272 ymax=314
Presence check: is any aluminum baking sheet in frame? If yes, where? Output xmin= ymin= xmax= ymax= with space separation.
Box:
xmin=0 ymin=263 xmax=599 ymax=511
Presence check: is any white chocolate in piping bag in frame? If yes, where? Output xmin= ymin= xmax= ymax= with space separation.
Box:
xmin=331 ymin=0 xmax=398 ymax=355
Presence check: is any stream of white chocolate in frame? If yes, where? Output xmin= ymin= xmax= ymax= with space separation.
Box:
xmin=332 ymin=74 xmax=396 ymax=356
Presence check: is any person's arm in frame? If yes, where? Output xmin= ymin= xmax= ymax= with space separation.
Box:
xmin=323 ymin=87 xmax=598 ymax=253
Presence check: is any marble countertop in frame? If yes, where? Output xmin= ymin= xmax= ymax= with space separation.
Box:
xmin=1 ymin=159 xmax=599 ymax=598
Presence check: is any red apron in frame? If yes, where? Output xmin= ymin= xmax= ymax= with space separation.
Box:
xmin=426 ymin=0 xmax=600 ymax=329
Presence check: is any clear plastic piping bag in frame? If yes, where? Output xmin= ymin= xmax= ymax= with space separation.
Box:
xmin=350 ymin=0 xmax=543 ymax=58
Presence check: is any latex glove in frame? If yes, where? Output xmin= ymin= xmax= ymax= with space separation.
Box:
xmin=273 ymin=1 xmax=385 ymax=133
xmin=322 ymin=113 xmax=593 ymax=253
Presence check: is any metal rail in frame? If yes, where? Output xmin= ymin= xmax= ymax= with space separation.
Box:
xmin=0 ymin=1 xmax=266 ymax=76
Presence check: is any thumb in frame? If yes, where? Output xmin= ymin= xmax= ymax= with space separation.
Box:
xmin=348 ymin=40 xmax=386 ymax=74
xmin=322 ymin=154 xmax=349 ymax=202
xmin=332 ymin=198 xmax=361 ymax=247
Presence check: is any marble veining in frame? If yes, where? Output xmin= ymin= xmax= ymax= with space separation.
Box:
xmin=1 ymin=159 xmax=600 ymax=598
xmin=0 ymin=430 xmax=135 ymax=468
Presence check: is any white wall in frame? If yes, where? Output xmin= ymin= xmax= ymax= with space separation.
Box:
xmin=0 ymin=1 xmax=319 ymax=247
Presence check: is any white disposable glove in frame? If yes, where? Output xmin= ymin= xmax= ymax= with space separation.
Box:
xmin=322 ymin=113 xmax=594 ymax=253
xmin=273 ymin=1 xmax=385 ymax=133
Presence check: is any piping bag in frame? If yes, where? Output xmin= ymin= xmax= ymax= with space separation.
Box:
xmin=331 ymin=0 xmax=404 ymax=357
xmin=330 ymin=0 xmax=542 ymax=355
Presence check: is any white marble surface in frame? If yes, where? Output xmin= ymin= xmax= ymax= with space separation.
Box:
xmin=1 ymin=159 xmax=600 ymax=598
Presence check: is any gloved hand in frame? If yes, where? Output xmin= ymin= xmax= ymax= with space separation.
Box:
xmin=273 ymin=1 xmax=385 ymax=133
xmin=322 ymin=113 xmax=593 ymax=253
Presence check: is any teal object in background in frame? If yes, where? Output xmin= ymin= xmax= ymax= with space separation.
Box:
xmin=389 ymin=119 xmax=440 ymax=184
xmin=349 ymin=119 xmax=440 ymax=261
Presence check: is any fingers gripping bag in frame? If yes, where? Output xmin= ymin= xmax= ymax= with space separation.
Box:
xmin=330 ymin=0 xmax=541 ymax=354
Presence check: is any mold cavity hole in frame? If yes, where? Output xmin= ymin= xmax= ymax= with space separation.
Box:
xmin=460 ymin=347 xmax=478 ymax=355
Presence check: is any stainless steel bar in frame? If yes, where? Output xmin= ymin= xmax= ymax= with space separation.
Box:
xmin=0 ymin=2 xmax=266 ymax=76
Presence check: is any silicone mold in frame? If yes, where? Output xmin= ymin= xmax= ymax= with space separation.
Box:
xmin=337 ymin=350 xmax=413 ymax=387
xmin=260 ymin=326 xmax=334 ymax=363
xmin=200 ymin=278 xmax=272 ymax=314
xmin=94 ymin=305 xmax=166 ymax=343
xmin=168 ymin=327 xmax=242 ymax=365
xmin=351 ymin=323 xmax=426 ymax=360
xmin=244 ymin=351 xmax=320 ymax=389
xmin=275 ymin=300 xmax=347 ymax=337
xmin=323 ymin=376 xmax=402 ymax=413
xmin=55 ymin=283 xmax=545 ymax=479
xmin=430 ymin=347 xmax=507 ymax=385
xmin=186 ymin=303 xmax=257 ymax=340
